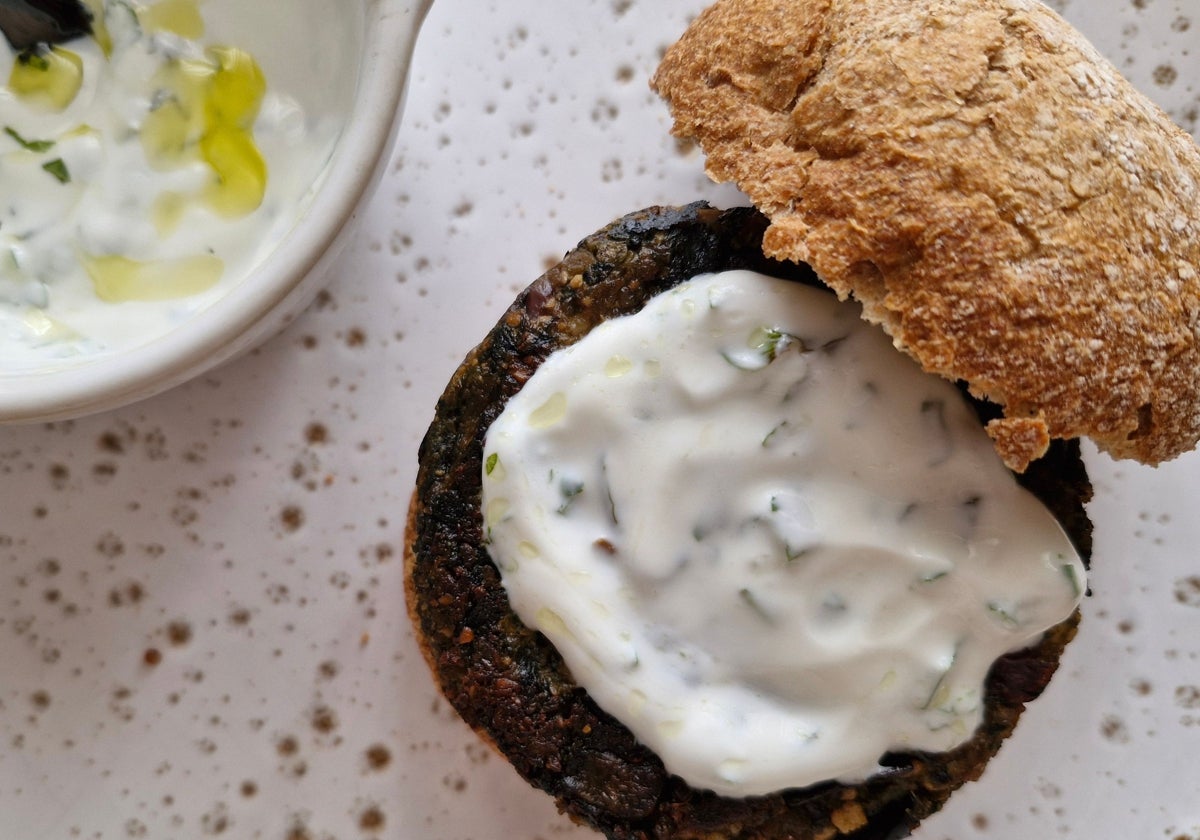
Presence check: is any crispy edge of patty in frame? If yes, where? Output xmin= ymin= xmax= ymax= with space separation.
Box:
xmin=404 ymin=203 xmax=1093 ymax=840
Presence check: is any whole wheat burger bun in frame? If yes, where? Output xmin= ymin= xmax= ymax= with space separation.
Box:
xmin=651 ymin=0 xmax=1200 ymax=472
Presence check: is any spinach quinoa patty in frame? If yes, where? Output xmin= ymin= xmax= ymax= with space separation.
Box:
xmin=404 ymin=203 xmax=1093 ymax=840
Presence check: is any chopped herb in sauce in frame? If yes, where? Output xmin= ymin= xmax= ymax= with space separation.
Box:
xmin=600 ymin=456 xmax=619 ymax=525
xmin=18 ymin=52 xmax=51 ymax=71
xmin=1060 ymin=562 xmax=1083 ymax=598
xmin=4 ymin=127 xmax=55 ymax=152
xmin=986 ymin=601 xmax=1019 ymax=628
xmin=920 ymin=398 xmax=953 ymax=466
xmin=762 ymin=421 xmax=787 ymax=447
xmin=738 ymin=588 xmax=774 ymax=624
xmin=556 ymin=478 xmax=584 ymax=515
xmin=41 ymin=158 xmax=70 ymax=183
xmin=485 ymin=452 xmax=499 ymax=475
xmin=962 ymin=494 xmax=983 ymax=528
xmin=751 ymin=326 xmax=805 ymax=362
xmin=721 ymin=326 xmax=810 ymax=370
xmin=784 ymin=544 xmax=810 ymax=562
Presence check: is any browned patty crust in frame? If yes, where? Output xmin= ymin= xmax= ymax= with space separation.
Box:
xmin=405 ymin=204 xmax=1093 ymax=840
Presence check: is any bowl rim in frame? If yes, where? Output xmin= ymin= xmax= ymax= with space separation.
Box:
xmin=0 ymin=0 xmax=432 ymax=423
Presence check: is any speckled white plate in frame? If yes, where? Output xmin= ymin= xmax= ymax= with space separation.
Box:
xmin=3 ymin=1 xmax=1200 ymax=838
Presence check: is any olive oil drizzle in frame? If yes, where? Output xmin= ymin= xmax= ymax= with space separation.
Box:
xmin=3 ymin=0 xmax=271 ymax=302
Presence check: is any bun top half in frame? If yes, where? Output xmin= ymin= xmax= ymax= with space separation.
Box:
xmin=652 ymin=0 xmax=1200 ymax=472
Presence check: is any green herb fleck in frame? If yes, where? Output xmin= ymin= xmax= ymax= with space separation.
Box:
xmin=600 ymin=456 xmax=619 ymax=525
xmin=18 ymin=52 xmax=51 ymax=72
xmin=762 ymin=421 xmax=787 ymax=448
xmin=556 ymin=478 xmax=584 ymax=515
xmin=1060 ymin=562 xmax=1083 ymax=598
xmin=738 ymin=588 xmax=774 ymax=624
xmin=4 ymin=127 xmax=55 ymax=153
xmin=485 ymin=453 xmax=499 ymax=476
xmin=920 ymin=570 xmax=949 ymax=584
xmin=753 ymin=327 xmax=785 ymax=361
xmin=750 ymin=326 xmax=806 ymax=362
xmin=42 ymin=158 xmax=70 ymax=184
xmin=785 ymin=544 xmax=810 ymax=562
xmin=770 ymin=496 xmax=780 ymax=513
xmin=986 ymin=601 xmax=1019 ymax=628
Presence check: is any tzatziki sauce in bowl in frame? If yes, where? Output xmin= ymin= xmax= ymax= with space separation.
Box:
xmin=0 ymin=0 xmax=429 ymax=420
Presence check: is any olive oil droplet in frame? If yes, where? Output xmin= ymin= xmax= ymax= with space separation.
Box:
xmin=81 ymin=253 xmax=224 ymax=302
xmin=8 ymin=48 xmax=84 ymax=111
xmin=139 ymin=0 xmax=206 ymax=39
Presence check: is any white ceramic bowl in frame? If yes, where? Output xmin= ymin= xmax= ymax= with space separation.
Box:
xmin=0 ymin=0 xmax=431 ymax=422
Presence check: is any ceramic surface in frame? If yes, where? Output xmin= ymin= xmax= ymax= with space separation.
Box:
xmin=1 ymin=1 xmax=1199 ymax=838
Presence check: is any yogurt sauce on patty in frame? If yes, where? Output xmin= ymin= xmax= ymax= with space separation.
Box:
xmin=481 ymin=269 xmax=1085 ymax=797
xmin=0 ymin=0 xmax=340 ymax=369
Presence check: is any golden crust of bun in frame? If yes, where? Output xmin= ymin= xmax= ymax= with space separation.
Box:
xmin=652 ymin=0 xmax=1200 ymax=471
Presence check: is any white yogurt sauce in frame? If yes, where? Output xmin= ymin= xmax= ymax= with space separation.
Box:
xmin=482 ymin=270 xmax=1086 ymax=797
xmin=0 ymin=0 xmax=341 ymax=370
